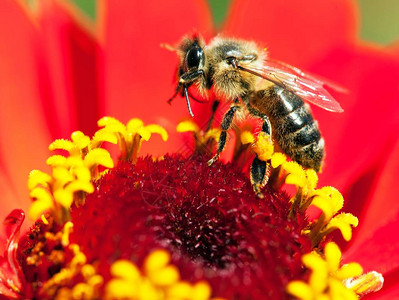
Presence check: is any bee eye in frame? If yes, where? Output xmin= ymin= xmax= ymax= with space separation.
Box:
xmin=185 ymin=46 xmax=204 ymax=70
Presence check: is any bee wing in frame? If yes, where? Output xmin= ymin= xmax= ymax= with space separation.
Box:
xmin=242 ymin=59 xmax=345 ymax=112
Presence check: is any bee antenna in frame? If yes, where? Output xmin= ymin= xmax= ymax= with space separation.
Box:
xmin=161 ymin=43 xmax=177 ymax=52
xmin=183 ymin=86 xmax=195 ymax=118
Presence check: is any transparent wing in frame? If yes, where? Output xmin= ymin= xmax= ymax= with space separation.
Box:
xmin=239 ymin=59 xmax=345 ymax=112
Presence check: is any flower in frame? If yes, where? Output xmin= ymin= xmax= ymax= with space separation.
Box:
xmin=0 ymin=0 xmax=398 ymax=298
xmin=0 ymin=116 xmax=381 ymax=298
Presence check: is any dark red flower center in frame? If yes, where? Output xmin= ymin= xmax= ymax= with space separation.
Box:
xmin=67 ymin=154 xmax=312 ymax=299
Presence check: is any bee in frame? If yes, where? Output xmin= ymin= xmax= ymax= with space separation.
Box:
xmin=168 ymin=35 xmax=343 ymax=197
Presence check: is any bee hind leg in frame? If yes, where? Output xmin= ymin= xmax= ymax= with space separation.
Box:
xmin=207 ymin=100 xmax=240 ymax=166
xmin=250 ymin=117 xmax=273 ymax=198
xmin=250 ymin=156 xmax=271 ymax=199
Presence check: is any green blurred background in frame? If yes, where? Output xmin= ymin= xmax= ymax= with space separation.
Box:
xmin=72 ymin=0 xmax=398 ymax=45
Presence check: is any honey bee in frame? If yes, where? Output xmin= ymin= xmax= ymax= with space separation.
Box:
xmin=168 ymin=35 xmax=343 ymax=197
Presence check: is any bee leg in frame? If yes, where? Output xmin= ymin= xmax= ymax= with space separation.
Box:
xmin=207 ymin=101 xmax=240 ymax=166
xmin=250 ymin=156 xmax=271 ymax=199
xmin=250 ymin=118 xmax=272 ymax=198
xmin=205 ymin=100 xmax=220 ymax=131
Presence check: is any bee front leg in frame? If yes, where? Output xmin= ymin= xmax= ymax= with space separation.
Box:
xmin=207 ymin=100 xmax=240 ymax=166
xmin=250 ymin=118 xmax=272 ymax=198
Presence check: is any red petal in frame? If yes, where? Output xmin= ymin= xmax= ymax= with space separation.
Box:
xmin=0 ymin=209 xmax=25 ymax=298
xmin=223 ymin=0 xmax=358 ymax=66
xmin=344 ymin=137 xmax=399 ymax=277
xmin=0 ymin=0 xmax=52 ymax=225
xmin=102 ymin=0 xmax=214 ymax=157
xmin=346 ymin=136 xmax=399 ymax=249
xmin=310 ymin=45 xmax=399 ymax=211
xmin=343 ymin=210 xmax=399 ymax=282
xmin=37 ymin=0 xmax=101 ymax=136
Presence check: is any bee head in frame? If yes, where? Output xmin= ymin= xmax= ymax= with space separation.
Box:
xmin=167 ymin=35 xmax=208 ymax=118
xmin=182 ymin=36 xmax=205 ymax=73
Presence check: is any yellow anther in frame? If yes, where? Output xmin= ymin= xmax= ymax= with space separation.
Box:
xmin=137 ymin=127 xmax=152 ymax=141
xmin=312 ymin=186 xmax=344 ymax=215
xmin=302 ymin=253 xmax=328 ymax=293
xmin=30 ymin=186 xmax=53 ymax=202
xmin=66 ymin=180 xmax=94 ymax=194
xmin=41 ymin=214 xmax=49 ymax=225
xmin=323 ymin=213 xmax=359 ymax=241
xmin=105 ymin=279 xmax=138 ymax=299
xmin=305 ymin=169 xmax=318 ymax=190
xmin=71 ymin=283 xmax=91 ymax=299
xmin=344 ymin=271 xmax=384 ymax=297
xmin=54 ymin=189 xmax=74 ymax=208
xmin=283 ymin=161 xmax=305 ymax=180
xmin=28 ymin=170 xmax=52 ymax=190
xmin=329 ymin=278 xmax=358 ymax=300
xmin=29 ymin=188 xmax=53 ymax=220
xmin=287 ymin=242 xmax=369 ymax=300
xmin=167 ymin=281 xmax=192 ymax=298
xmin=144 ymin=249 xmax=171 ymax=273
xmin=106 ymin=250 xmax=213 ymax=299
xmin=271 ymin=152 xmax=287 ymax=168
xmin=204 ymin=128 xmax=221 ymax=143
xmin=92 ymin=128 xmax=118 ymax=145
xmin=335 ymin=263 xmax=363 ymax=280
xmin=311 ymin=195 xmax=338 ymax=222
xmin=72 ymin=166 xmax=92 ymax=181
xmin=286 ymin=280 xmax=314 ymax=300
xmin=98 ymin=116 xmax=124 ymax=128
xmin=240 ymin=130 xmax=255 ymax=144
xmin=98 ymin=116 xmax=127 ymax=136
xmin=53 ymin=167 xmax=75 ymax=184
xmin=148 ymin=265 xmax=180 ymax=286
xmin=61 ymin=222 xmax=74 ymax=246
xmin=192 ymin=281 xmax=212 ymax=300
xmin=49 ymin=139 xmax=75 ymax=152
xmin=126 ymin=118 xmax=144 ymax=131
xmin=81 ymin=264 xmax=96 ymax=279
xmin=71 ymin=131 xmax=90 ymax=150
xmin=177 ymin=120 xmax=200 ymax=133
xmin=110 ymin=260 xmax=141 ymax=281
xmin=29 ymin=200 xmax=52 ymax=221
xmin=84 ymin=148 xmax=114 ymax=169
xmin=87 ymin=275 xmax=104 ymax=287
xmin=325 ymin=242 xmax=342 ymax=272
xmin=46 ymin=155 xmax=68 ymax=168
xmin=145 ymin=124 xmax=169 ymax=141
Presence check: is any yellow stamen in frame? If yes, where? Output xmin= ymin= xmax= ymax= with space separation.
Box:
xmin=39 ymin=243 xmax=103 ymax=299
xmin=99 ymin=116 xmax=168 ymax=162
xmin=41 ymin=214 xmax=49 ymax=225
xmin=61 ymin=221 xmax=73 ymax=246
xmin=322 ymin=213 xmax=359 ymax=242
xmin=28 ymin=170 xmax=52 ymax=190
xmin=343 ymin=271 xmax=384 ymax=297
xmin=176 ymin=120 xmax=200 ymax=133
xmin=71 ymin=131 xmax=91 ymax=150
xmin=270 ymin=152 xmax=287 ymax=168
xmin=286 ymin=242 xmax=374 ymax=300
xmin=105 ymin=250 xmax=215 ymax=300
xmin=177 ymin=119 xmax=220 ymax=154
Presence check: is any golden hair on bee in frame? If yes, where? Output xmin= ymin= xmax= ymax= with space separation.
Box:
xmin=205 ymin=36 xmax=267 ymax=100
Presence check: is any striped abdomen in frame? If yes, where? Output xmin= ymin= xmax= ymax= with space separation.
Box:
xmin=249 ymin=85 xmax=325 ymax=172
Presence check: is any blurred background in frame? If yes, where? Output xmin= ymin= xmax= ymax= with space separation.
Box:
xmin=67 ymin=0 xmax=399 ymax=45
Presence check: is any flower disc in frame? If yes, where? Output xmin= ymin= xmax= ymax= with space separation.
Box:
xmin=70 ymin=154 xmax=312 ymax=299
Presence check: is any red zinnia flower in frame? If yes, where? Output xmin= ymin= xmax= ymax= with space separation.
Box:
xmin=0 ymin=0 xmax=398 ymax=299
